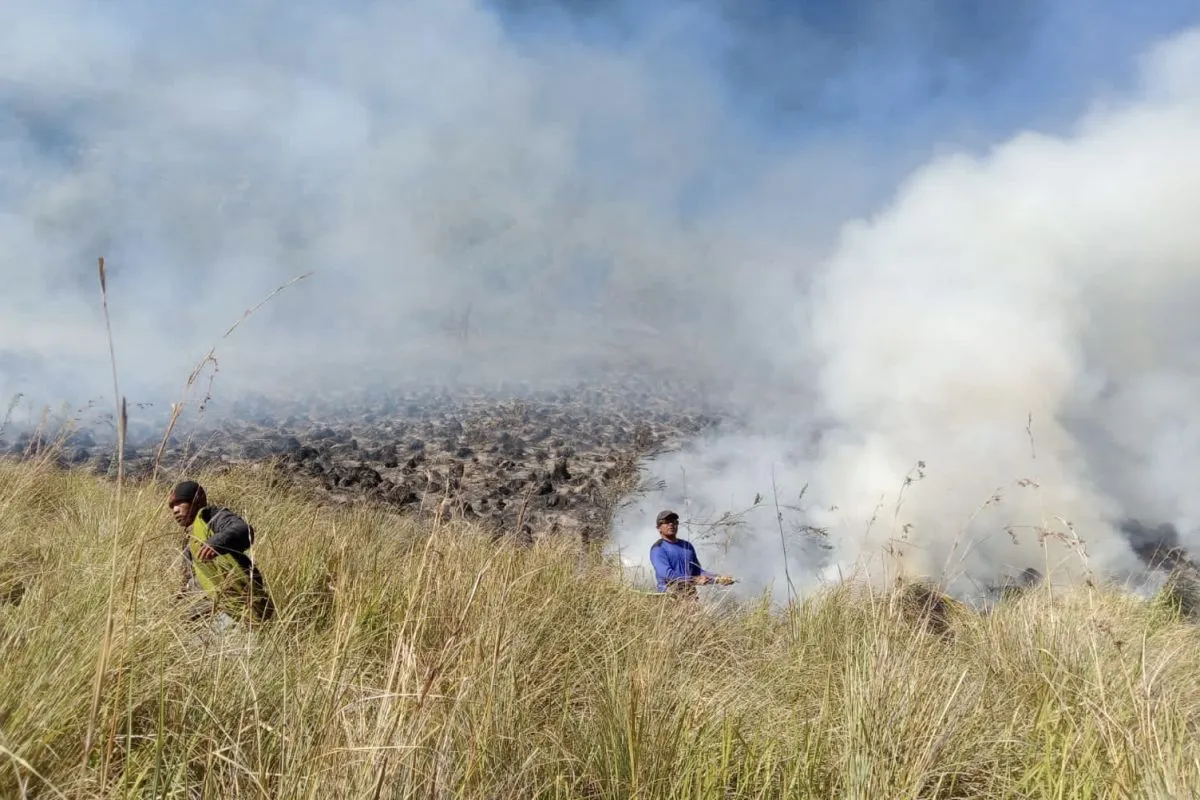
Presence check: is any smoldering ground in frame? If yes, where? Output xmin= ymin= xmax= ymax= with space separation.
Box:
xmin=3 ymin=1 xmax=1200 ymax=601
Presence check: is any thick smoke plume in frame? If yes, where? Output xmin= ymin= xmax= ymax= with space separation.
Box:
xmin=613 ymin=26 xmax=1200 ymax=603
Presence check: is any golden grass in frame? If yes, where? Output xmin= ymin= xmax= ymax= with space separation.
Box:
xmin=2 ymin=456 xmax=1200 ymax=798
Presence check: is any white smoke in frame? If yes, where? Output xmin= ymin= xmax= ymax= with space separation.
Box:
xmin=0 ymin=0 xmax=887 ymax=412
xmin=611 ymin=26 xmax=1200 ymax=603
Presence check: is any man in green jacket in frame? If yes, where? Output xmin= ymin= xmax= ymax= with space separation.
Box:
xmin=168 ymin=480 xmax=274 ymax=625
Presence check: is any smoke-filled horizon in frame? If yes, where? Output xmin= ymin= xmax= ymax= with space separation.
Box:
xmin=5 ymin=0 xmax=1193 ymax=403
xmin=5 ymin=0 xmax=1200 ymax=598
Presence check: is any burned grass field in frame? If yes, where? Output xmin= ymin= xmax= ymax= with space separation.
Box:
xmin=1 ymin=379 xmax=729 ymax=548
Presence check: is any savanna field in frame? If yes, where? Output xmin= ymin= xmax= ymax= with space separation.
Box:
xmin=3 ymin=452 xmax=1200 ymax=799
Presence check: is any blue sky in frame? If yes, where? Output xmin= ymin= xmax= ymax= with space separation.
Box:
xmin=10 ymin=0 xmax=1199 ymax=189
xmin=493 ymin=0 xmax=1200 ymax=147
xmin=474 ymin=0 xmax=1200 ymax=236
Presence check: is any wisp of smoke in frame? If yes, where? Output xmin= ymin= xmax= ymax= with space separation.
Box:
xmin=612 ymin=25 xmax=1200 ymax=604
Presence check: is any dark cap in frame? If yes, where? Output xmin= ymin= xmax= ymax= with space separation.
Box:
xmin=168 ymin=480 xmax=204 ymax=506
xmin=656 ymin=509 xmax=679 ymax=525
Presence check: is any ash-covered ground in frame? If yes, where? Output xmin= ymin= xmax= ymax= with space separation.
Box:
xmin=0 ymin=377 xmax=736 ymax=547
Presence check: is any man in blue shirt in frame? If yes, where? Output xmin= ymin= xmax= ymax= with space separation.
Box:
xmin=649 ymin=510 xmax=734 ymax=595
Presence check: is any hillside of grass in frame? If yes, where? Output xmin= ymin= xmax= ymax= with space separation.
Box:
xmin=2 ymin=456 xmax=1200 ymax=799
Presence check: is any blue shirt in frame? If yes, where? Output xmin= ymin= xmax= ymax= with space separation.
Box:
xmin=649 ymin=537 xmax=714 ymax=592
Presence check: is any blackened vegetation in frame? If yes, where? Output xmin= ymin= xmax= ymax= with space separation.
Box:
xmin=1 ymin=383 xmax=725 ymax=546
xmin=1120 ymin=519 xmax=1192 ymax=573
xmin=1117 ymin=518 xmax=1200 ymax=622
xmin=895 ymin=579 xmax=961 ymax=638
xmin=980 ymin=567 xmax=1043 ymax=605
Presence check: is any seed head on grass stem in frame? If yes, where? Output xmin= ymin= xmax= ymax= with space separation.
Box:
xmin=83 ymin=256 xmax=128 ymax=772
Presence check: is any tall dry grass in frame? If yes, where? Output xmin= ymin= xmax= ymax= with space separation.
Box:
xmin=1 ymin=456 xmax=1199 ymax=798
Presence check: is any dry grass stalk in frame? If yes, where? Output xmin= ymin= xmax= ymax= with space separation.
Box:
xmin=151 ymin=271 xmax=313 ymax=483
xmin=82 ymin=257 xmax=129 ymax=770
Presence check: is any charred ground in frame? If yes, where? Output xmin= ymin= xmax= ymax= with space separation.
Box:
xmin=1 ymin=379 xmax=733 ymax=546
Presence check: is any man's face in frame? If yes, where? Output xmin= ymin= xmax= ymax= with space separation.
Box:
xmin=170 ymin=499 xmax=195 ymax=528
xmin=657 ymin=518 xmax=679 ymax=539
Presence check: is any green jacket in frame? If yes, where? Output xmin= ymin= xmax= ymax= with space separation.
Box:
xmin=183 ymin=505 xmax=274 ymax=622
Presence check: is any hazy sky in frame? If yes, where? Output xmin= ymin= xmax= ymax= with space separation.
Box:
xmin=4 ymin=0 xmax=1196 ymax=408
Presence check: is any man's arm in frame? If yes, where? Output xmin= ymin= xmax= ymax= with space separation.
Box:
xmin=687 ymin=542 xmax=733 ymax=585
xmin=204 ymin=509 xmax=254 ymax=555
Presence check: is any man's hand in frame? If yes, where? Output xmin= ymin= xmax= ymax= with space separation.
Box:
xmin=694 ymin=574 xmax=713 ymax=585
xmin=196 ymin=543 xmax=218 ymax=561
xmin=714 ymin=575 xmax=735 ymax=586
